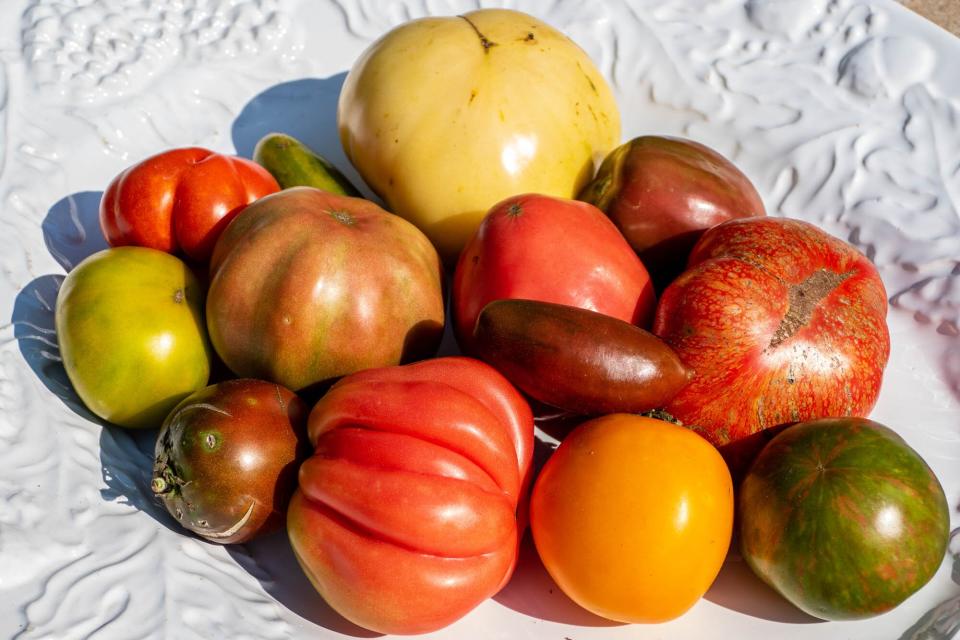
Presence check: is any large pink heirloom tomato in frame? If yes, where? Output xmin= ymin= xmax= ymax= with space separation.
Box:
xmin=654 ymin=217 xmax=890 ymax=454
xmin=205 ymin=187 xmax=445 ymax=392
xmin=288 ymin=357 xmax=534 ymax=635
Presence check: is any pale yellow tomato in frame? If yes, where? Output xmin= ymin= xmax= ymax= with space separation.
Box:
xmin=530 ymin=415 xmax=734 ymax=623
xmin=338 ymin=9 xmax=621 ymax=262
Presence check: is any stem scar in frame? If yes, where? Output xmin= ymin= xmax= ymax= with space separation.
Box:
xmin=459 ymin=15 xmax=497 ymax=52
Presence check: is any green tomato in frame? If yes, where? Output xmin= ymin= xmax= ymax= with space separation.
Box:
xmin=55 ymin=247 xmax=212 ymax=428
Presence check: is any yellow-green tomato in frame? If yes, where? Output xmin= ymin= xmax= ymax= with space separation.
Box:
xmin=55 ymin=247 xmax=212 ymax=428
xmin=338 ymin=8 xmax=621 ymax=262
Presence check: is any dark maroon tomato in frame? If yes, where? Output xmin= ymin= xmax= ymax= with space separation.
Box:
xmin=152 ymin=379 xmax=309 ymax=543
xmin=579 ymin=136 xmax=765 ymax=289
xmin=739 ymin=417 xmax=950 ymax=620
xmin=473 ymin=299 xmax=691 ymax=415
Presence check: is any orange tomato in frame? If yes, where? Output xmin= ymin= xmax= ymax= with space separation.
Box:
xmin=529 ymin=415 xmax=733 ymax=623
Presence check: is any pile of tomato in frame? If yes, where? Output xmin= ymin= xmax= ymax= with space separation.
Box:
xmin=52 ymin=7 xmax=951 ymax=636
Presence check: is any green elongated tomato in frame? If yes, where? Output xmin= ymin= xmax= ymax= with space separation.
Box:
xmin=55 ymin=247 xmax=212 ymax=428
xmin=253 ymin=133 xmax=361 ymax=196
xmin=473 ymin=299 xmax=692 ymax=415
xmin=739 ymin=417 xmax=950 ymax=620
xmin=206 ymin=187 xmax=445 ymax=391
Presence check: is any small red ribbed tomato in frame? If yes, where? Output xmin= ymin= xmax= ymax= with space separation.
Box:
xmin=99 ymin=147 xmax=280 ymax=262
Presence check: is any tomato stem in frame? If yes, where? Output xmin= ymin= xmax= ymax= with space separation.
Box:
xmin=151 ymin=477 xmax=169 ymax=494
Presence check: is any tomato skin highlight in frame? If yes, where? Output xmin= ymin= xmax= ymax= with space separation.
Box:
xmin=579 ymin=135 xmax=766 ymax=289
xmin=472 ymin=298 xmax=692 ymax=414
xmin=338 ymin=8 xmax=621 ymax=263
xmin=288 ymin=357 xmax=533 ymax=635
xmin=530 ymin=415 xmax=734 ymax=623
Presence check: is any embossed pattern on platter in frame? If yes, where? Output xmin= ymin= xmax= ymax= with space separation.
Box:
xmin=0 ymin=0 xmax=958 ymax=638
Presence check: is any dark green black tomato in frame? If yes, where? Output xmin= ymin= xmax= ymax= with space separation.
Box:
xmin=739 ymin=417 xmax=950 ymax=620
xmin=152 ymin=379 xmax=309 ymax=544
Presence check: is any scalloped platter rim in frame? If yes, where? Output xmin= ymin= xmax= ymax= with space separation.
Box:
xmin=0 ymin=0 xmax=958 ymax=639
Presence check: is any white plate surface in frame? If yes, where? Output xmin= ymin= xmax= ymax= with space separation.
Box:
xmin=1 ymin=0 xmax=958 ymax=638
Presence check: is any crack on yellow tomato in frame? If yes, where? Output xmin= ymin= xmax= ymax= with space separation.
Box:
xmin=173 ymin=288 xmax=184 ymax=303
xmin=458 ymin=15 xmax=497 ymax=53
xmin=587 ymin=103 xmax=599 ymax=124
xmin=767 ymin=269 xmax=855 ymax=350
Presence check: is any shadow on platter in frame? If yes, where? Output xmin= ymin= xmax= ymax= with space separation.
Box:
xmin=231 ymin=74 xmax=373 ymax=201
xmin=42 ymin=191 xmax=109 ymax=272
xmin=11 ymin=273 xmax=184 ymax=534
xmin=704 ymin=550 xmax=822 ymax=624
xmin=10 ymin=274 xmax=97 ymax=423
xmin=12 ymin=190 xmax=109 ymax=418
xmin=98 ymin=424 xmax=187 ymax=536
xmin=12 ymin=190 xmax=188 ymax=533
xmin=231 ymin=531 xmax=383 ymax=638
xmin=493 ymin=532 xmax=624 ymax=628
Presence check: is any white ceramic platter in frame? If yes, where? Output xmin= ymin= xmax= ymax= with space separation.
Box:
xmin=1 ymin=0 xmax=958 ymax=638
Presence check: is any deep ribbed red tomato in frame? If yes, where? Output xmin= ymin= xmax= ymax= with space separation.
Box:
xmin=99 ymin=147 xmax=279 ymax=262
xmin=452 ymin=194 xmax=656 ymax=353
xmin=287 ymin=357 xmax=533 ymax=635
